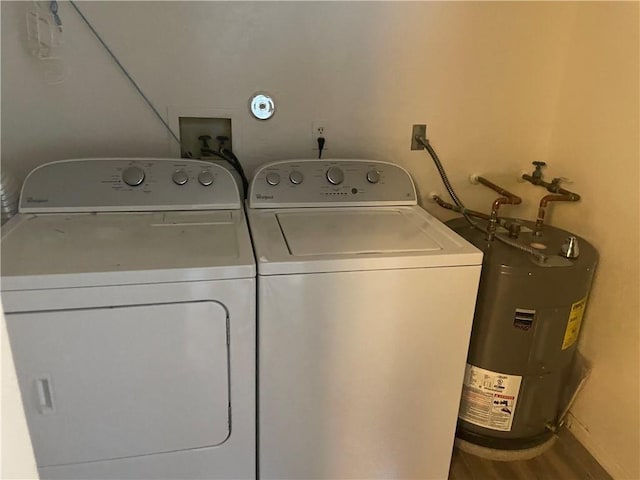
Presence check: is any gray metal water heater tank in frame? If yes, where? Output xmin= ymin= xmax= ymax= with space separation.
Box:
xmin=446 ymin=218 xmax=598 ymax=450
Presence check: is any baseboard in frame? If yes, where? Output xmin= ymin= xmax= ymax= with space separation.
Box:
xmin=566 ymin=412 xmax=630 ymax=479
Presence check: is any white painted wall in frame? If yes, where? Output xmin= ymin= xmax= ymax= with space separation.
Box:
xmin=1 ymin=1 xmax=638 ymax=478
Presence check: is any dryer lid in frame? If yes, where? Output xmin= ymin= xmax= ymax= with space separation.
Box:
xmin=1 ymin=210 xmax=255 ymax=290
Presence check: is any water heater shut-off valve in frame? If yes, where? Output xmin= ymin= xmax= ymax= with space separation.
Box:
xmin=531 ymin=161 xmax=547 ymax=181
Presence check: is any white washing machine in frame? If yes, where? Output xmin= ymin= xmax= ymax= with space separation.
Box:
xmin=1 ymin=158 xmax=256 ymax=479
xmin=247 ymin=159 xmax=483 ymax=480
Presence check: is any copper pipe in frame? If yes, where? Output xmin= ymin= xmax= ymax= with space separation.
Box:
xmin=431 ymin=195 xmax=492 ymax=221
xmin=522 ymin=174 xmax=580 ymax=235
xmin=522 ymin=174 xmax=581 ymax=198
xmin=534 ymin=193 xmax=580 ymax=235
xmin=476 ymin=176 xmax=522 ymax=240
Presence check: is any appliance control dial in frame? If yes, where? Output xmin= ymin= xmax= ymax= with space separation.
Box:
xmin=266 ymin=172 xmax=281 ymax=186
xmin=122 ymin=166 xmax=145 ymax=186
xmin=326 ymin=166 xmax=344 ymax=185
xmin=172 ymin=169 xmax=189 ymax=185
xmin=366 ymin=169 xmax=381 ymax=184
xmin=289 ymin=171 xmax=304 ymax=185
xmin=198 ymin=171 xmax=214 ymax=186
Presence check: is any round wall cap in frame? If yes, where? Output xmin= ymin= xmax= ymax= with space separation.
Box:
xmin=249 ymin=92 xmax=276 ymax=120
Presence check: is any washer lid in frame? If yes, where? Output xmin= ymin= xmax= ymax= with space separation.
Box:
xmin=248 ymin=206 xmax=483 ymax=275
xmin=1 ymin=210 xmax=255 ymax=290
xmin=277 ymin=210 xmax=441 ymax=255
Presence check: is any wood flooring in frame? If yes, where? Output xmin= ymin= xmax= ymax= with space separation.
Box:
xmin=448 ymin=428 xmax=612 ymax=480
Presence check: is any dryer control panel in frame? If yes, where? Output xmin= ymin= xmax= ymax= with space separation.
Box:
xmin=249 ymin=159 xmax=417 ymax=208
xmin=19 ymin=158 xmax=241 ymax=212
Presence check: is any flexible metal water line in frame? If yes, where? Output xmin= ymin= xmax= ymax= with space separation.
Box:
xmin=494 ymin=232 xmax=548 ymax=262
xmin=416 ymin=137 xmax=465 ymax=209
xmin=416 ymin=135 xmax=548 ymax=263
xmin=415 ymin=136 xmax=482 ymax=233
xmin=431 ymin=194 xmax=492 ymax=221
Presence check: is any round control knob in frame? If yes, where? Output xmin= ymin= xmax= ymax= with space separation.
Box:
xmin=198 ymin=171 xmax=214 ymax=186
xmin=266 ymin=172 xmax=281 ymax=186
xmin=289 ymin=171 xmax=304 ymax=185
xmin=366 ymin=169 xmax=381 ymax=184
xmin=326 ymin=166 xmax=344 ymax=185
xmin=122 ymin=166 xmax=145 ymax=187
xmin=172 ymin=169 xmax=189 ymax=185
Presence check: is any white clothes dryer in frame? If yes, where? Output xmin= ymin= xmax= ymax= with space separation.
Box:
xmin=2 ymin=158 xmax=255 ymax=479
xmin=247 ymin=159 xmax=483 ymax=480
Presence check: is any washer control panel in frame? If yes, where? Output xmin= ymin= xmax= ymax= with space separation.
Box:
xmin=249 ymin=159 xmax=416 ymax=208
xmin=20 ymin=158 xmax=241 ymax=212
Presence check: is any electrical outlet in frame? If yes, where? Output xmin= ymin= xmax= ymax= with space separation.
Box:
xmin=312 ymin=121 xmax=327 ymax=150
xmin=411 ymin=124 xmax=427 ymax=150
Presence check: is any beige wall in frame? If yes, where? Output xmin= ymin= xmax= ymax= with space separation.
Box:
xmin=1 ymin=1 xmax=638 ymax=478
xmin=544 ymin=3 xmax=639 ymax=479
xmin=1 ymin=1 xmax=576 ymax=221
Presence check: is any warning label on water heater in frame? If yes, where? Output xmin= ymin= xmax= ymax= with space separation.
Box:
xmin=562 ymin=297 xmax=587 ymax=350
xmin=458 ymin=364 xmax=522 ymax=432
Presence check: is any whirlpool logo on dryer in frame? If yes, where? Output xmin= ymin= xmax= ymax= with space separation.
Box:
xmin=26 ymin=196 xmax=49 ymax=203
xmin=256 ymin=194 xmax=274 ymax=200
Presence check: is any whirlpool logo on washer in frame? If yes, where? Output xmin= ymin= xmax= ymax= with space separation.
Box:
xmin=26 ymin=196 xmax=49 ymax=203
xmin=256 ymin=194 xmax=274 ymax=200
